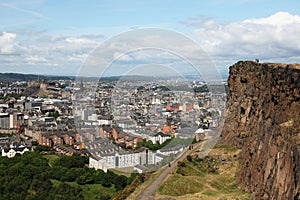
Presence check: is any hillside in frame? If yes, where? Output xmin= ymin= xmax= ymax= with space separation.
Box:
xmin=0 ymin=73 xmax=73 ymax=82
xmin=156 ymin=145 xmax=250 ymax=200
xmin=221 ymin=61 xmax=300 ymax=199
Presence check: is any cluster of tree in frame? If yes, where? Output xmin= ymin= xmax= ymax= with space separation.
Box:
xmin=136 ymin=138 xmax=173 ymax=151
xmin=193 ymin=85 xmax=209 ymax=93
xmin=151 ymin=85 xmax=170 ymax=91
xmin=34 ymin=145 xmax=53 ymax=152
xmin=0 ymin=151 xmax=133 ymax=200
xmin=0 ymin=152 xmax=83 ymax=199
xmin=47 ymin=111 xmax=60 ymax=118
xmin=51 ymin=162 xmax=128 ymax=191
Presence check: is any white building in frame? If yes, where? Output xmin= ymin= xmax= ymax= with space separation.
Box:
xmin=134 ymin=165 xmax=148 ymax=174
xmin=117 ymin=119 xmax=137 ymax=129
xmin=154 ymin=153 xmax=164 ymax=164
xmin=148 ymin=132 xmax=171 ymax=144
xmin=98 ymin=119 xmax=112 ymax=126
xmin=157 ymin=144 xmax=185 ymax=156
xmin=89 ymin=145 xmax=186 ymax=172
xmin=2 ymin=146 xmax=33 ymax=158
xmin=89 ymin=148 xmax=155 ymax=172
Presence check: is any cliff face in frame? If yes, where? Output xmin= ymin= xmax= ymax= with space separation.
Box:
xmin=221 ymin=61 xmax=300 ymax=199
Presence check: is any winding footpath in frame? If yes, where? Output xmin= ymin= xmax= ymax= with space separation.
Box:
xmin=135 ymin=141 xmax=204 ymax=200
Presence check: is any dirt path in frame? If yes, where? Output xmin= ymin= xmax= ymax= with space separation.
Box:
xmin=135 ymin=142 xmax=204 ymax=200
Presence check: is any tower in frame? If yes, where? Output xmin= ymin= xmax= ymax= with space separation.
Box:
xmin=80 ymin=78 xmax=84 ymax=91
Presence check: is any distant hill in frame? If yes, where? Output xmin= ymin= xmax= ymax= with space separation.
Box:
xmin=0 ymin=73 xmax=74 ymax=82
xmin=0 ymin=73 xmax=228 ymax=83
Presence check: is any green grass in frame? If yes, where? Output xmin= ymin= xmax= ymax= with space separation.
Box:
xmin=164 ymin=137 xmax=194 ymax=148
xmin=202 ymin=190 xmax=219 ymax=196
xmin=158 ymin=148 xmax=250 ymax=199
xmin=158 ymin=173 xmax=204 ymax=196
xmin=214 ymin=144 xmax=239 ymax=152
xmin=51 ymin=179 xmax=62 ymax=187
xmin=109 ymin=167 xmax=133 ymax=177
xmin=43 ymin=154 xmax=59 ymax=166
xmin=159 ymin=164 xmax=249 ymax=198
xmin=68 ymin=182 xmax=116 ymax=200
xmin=50 ymin=179 xmax=116 ymax=200
xmin=176 ymin=161 xmax=205 ymax=176
xmin=209 ymin=175 xmax=238 ymax=193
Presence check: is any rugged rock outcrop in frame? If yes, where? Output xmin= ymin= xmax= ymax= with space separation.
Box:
xmin=221 ymin=61 xmax=300 ymax=199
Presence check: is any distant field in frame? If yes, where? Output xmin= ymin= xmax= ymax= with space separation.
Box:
xmin=157 ymin=145 xmax=250 ymax=200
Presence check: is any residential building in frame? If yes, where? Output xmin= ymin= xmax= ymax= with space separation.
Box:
xmin=89 ymin=148 xmax=154 ymax=172
xmin=2 ymin=146 xmax=33 ymax=158
xmin=148 ymin=132 xmax=171 ymax=144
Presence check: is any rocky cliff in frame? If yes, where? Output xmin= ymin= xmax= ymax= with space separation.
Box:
xmin=221 ymin=61 xmax=300 ymax=199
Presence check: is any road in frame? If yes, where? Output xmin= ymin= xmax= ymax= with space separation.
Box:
xmin=135 ymin=142 xmax=204 ymax=200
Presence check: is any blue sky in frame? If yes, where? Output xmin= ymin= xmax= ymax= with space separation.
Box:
xmin=1 ymin=0 xmax=300 ymax=76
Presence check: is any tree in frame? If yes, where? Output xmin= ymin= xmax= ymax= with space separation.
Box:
xmin=53 ymin=155 xmax=87 ymax=169
xmin=34 ymin=145 xmax=52 ymax=152
xmin=31 ymin=141 xmax=39 ymax=146
xmin=47 ymin=111 xmax=60 ymax=119
xmin=76 ymin=175 xmax=87 ymax=185
xmin=114 ymin=175 xmax=128 ymax=191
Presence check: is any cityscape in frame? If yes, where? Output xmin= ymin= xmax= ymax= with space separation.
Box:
xmin=0 ymin=1 xmax=299 ymax=199
xmin=0 ymin=76 xmax=226 ymax=173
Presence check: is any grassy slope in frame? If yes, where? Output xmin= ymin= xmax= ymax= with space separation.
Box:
xmin=51 ymin=179 xmax=116 ymax=200
xmin=157 ymin=145 xmax=250 ymax=200
xmin=67 ymin=181 xmax=116 ymax=199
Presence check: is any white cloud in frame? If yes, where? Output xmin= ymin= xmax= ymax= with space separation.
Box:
xmin=25 ymin=55 xmax=47 ymax=64
xmin=2 ymin=12 xmax=299 ymax=76
xmin=65 ymin=37 xmax=97 ymax=45
xmin=0 ymin=31 xmax=99 ymax=74
xmin=113 ymin=51 xmax=133 ymax=62
xmin=0 ymin=32 xmax=17 ymax=53
xmin=190 ymin=11 xmax=300 ymax=62
xmin=244 ymin=11 xmax=300 ymax=26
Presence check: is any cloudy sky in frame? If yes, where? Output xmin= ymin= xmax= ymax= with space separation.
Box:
xmin=1 ymin=0 xmax=300 ymax=77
